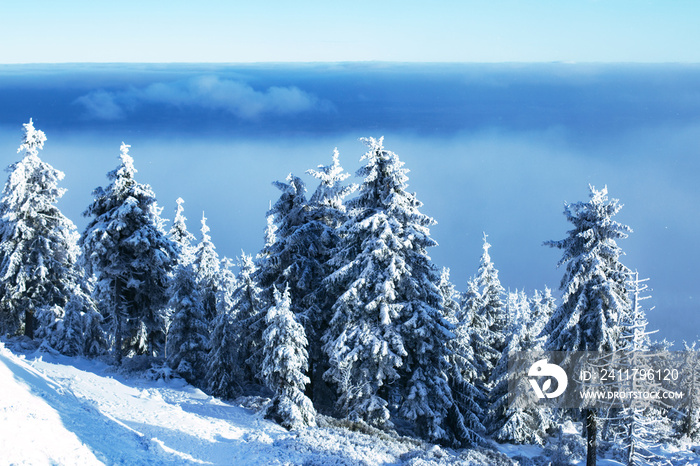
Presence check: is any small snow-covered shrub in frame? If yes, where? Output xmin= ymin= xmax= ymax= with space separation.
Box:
xmin=145 ymin=363 xmax=175 ymax=381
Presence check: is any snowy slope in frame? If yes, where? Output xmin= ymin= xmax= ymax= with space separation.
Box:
xmin=0 ymin=342 xmax=508 ymax=465
xmin=3 ymin=341 xmax=699 ymax=466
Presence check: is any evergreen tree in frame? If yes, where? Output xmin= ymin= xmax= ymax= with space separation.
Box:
xmin=166 ymin=262 xmax=209 ymax=385
xmin=676 ymin=342 xmax=700 ymax=441
xmin=256 ymin=173 xmax=310 ymax=317
xmin=610 ymin=272 xmax=666 ymax=466
xmin=80 ymin=143 xmax=177 ymax=362
xmin=82 ymin=291 xmax=109 ymax=357
xmin=323 ymin=137 xmax=463 ymax=443
xmin=261 ymin=285 xmax=316 ymax=429
xmin=304 ymin=150 xmax=356 ymax=402
xmin=486 ymin=290 xmax=552 ymax=444
xmin=0 ymin=119 xmax=83 ymax=338
xmin=42 ymin=290 xmax=107 ymax=357
xmin=439 ymin=268 xmax=485 ymax=446
xmin=169 ymin=197 xmax=196 ymax=266
xmin=530 ymin=287 xmax=556 ymax=342
xmin=544 ymin=185 xmax=633 ymax=466
xmin=243 ymin=215 xmax=278 ymax=379
xmin=473 ymin=234 xmax=507 ymax=388
xmin=206 ymin=256 xmax=245 ymax=399
xmin=208 ymin=252 xmax=265 ymax=397
xmin=462 ymin=276 xmax=498 ymax=397
xmin=193 ymin=213 xmax=220 ymax=324
xmin=256 ymin=153 xmax=355 ymax=405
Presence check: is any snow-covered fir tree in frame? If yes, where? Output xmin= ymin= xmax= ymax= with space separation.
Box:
xmin=255 ymin=155 xmax=355 ymax=405
xmin=0 ymin=119 xmax=84 ymax=338
xmin=322 ymin=138 xmax=409 ymax=427
xmin=80 ymin=143 xmax=177 ymax=362
xmin=676 ymin=342 xmax=700 ymax=442
xmin=82 ymin=292 xmax=109 ymax=357
xmin=304 ymin=150 xmax=356 ymax=403
xmin=193 ymin=213 xmax=220 ymax=324
xmin=41 ymin=289 xmax=107 ymax=357
xmin=485 ymin=290 xmax=552 ymax=445
xmin=530 ymin=287 xmax=556 ymax=341
xmin=166 ymin=262 xmax=209 ymax=385
xmin=439 ymin=268 xmax=485 ymax=446
xmin=543 ymin=185 xmax=633 ymax=466
xmin=169 ymin=197 xmax=196 ymax=266
xmin=242 ymin=215 xmax=279 ymax=379
xmin=207 ymin=252 xmax=264 ymax=397
xmin=323 ymin=137 xmax=466 ymax=444
xmin=255 ymin=174 xmax=311 ymax=327
xmin=206 ymin=256 xmax=245 ymax=399
xmin=261 ymin=285 xmax=316 ymax=429
xmin=544 ymin=185 xmax=632 ymax=354
xmin=461 ymin=276 xmax=498 ymax=399
xmin=607 ymin=272 xmax=666 ymax=466
xmin=473 ymin=234 xmax=507 ymax=389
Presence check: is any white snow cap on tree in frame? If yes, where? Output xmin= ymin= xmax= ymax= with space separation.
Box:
xmin=169 ymin=197 xmax=196 ymax=265
xmin=17 ymin=118 xmax=46 ymax=156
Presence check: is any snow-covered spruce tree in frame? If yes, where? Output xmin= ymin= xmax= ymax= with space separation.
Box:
xmin=166 ymin=262 xmax=209 ymax=385
xmin=439 ymin=268 xmax=486 ymax=446
xmin=323 ymin=137 xmax=464 ymax=445
xmin=80 ymin=143 xmax=177 ymax=362
xmin=322 ymin=137 xmax=408 ymax=427
xmin=0 ymin=119 xmax=84 ymax=338
xmin=82 ymin=292 xmax=109 ymax=357
xmin=544 ymin=185 xmax=633 ymax=466
xmin=242 ymin=215 xmax=279 ymax=378
xmin=261 ymin=285 xmax=316 ymax=429
xmin=462 ymin=276 xmax=498 ymax=399
xmin=169 ymin=197 xmax=196 ymax=267
xmin=303 ymin=150 xmax=356 ymax=403
xmin=608 ymin=272 xmax=666 ymax=466
xmin=485 ymin=290 xmax=552 ymax=445
xmin=255 ymin=155 xmax=356 ymax=405
xmin=206 ymin=256 xmax=243 ymax=399
xmin=42 ymin=289 xmax=107 ymax=357
xmin=255 ymin=174 xmax=310 ymax=325
xmin=207 ymin=252 xmax=264 ymax=397
xmin=193 ymin=213 xmax=220 ymax=324
xmin=676 ymin=341 xmax=700 ymax=442
xmin=530 ymin=287 xmax=556 ymax=340
xmin=473 ymin=234 xmax=507 ymax=390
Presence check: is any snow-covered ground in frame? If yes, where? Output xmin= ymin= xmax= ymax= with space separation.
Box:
xmin=2 ymin=341 xmax=699 ymax=465
xmin=0 ymin=341 xmax=506 ymax=465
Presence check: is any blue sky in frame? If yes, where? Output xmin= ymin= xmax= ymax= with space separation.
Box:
xmin=0 ymin=3 xmax=698 ymax=344
xmin=2 ymin=1 xmax=700 ymax=63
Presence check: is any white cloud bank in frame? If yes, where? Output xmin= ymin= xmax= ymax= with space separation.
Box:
xmin=74 ymin=76 xmax=331 ymax=121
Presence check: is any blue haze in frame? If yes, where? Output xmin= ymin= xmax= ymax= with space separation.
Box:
xmin=0 ymin=63 xmax=697 ymax=345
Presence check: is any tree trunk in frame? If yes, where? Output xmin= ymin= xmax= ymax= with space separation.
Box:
xmin=305 ymin=357 xmax=315 ymax=402
xmin=627 ymin=420 xmax=635 ymax=466
xmin=586 ymin=408 xmax=597 ymax=466
xmin=24 ymin=309 xmax=34 ymax=339
xmin=114 ymin=279 xmax=123 ymax=365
